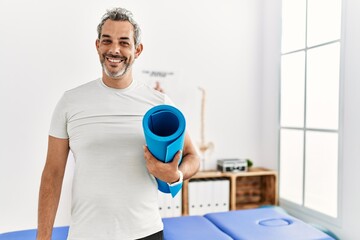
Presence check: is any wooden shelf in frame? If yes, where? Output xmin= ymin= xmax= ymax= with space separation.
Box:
xmin=182 ymin=167 xmax=278 ymax=215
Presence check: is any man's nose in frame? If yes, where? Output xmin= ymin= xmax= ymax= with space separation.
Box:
xmin=109 ymin=43 xmax=120 ymax=55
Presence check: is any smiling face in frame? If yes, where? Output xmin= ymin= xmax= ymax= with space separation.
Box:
xmin=96 ymin=20 xmax=143 ymax=88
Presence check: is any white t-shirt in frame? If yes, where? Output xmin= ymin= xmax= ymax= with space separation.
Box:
xmin=49 ymin=78 xmax=173 ymax=240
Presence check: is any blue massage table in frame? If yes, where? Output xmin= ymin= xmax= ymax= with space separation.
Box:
xmin=162 ymin=215 xmax=232 ymax=240
xmin=204 ymin=208 xmax=335 ymax=240
xmin=0 ymin=208 xmax=336 ymax=240
xmin=0 ymin=226 xmax=68 ymax=240
xmin=0 ymin=217 xmax=231 ymax=240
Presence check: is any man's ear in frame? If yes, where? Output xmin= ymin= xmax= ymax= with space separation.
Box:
xmin=95 ymin=39 xmax=100 ymax=50
xmin=135 ymin=43 xmax=143 ymax=58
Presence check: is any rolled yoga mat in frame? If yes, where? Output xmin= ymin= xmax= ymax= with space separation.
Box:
xmin=142 ymin=105 xmax=186 ymax=197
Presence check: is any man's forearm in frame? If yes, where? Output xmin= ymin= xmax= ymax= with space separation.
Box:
xmin=37 ymin=169 xmax=64 ymax=240
xmin=179 ymin=153 xmax=200 ymax=181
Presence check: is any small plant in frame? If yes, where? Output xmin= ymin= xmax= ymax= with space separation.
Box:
xmin=246 ymin=159 xmax=253 ymax=168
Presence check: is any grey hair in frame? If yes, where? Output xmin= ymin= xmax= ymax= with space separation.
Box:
xmin=97 ymin=7 xmax=141 ymax=47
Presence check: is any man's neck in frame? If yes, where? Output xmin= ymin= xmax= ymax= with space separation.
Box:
xmin=102 ymin=73 xmax=133 ymax=89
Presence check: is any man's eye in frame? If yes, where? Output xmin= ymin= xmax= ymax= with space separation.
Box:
xmin=102 ymin=40 xmax=111 ymax=44
xmin=121 ymin=42 xmax=130 ymax=46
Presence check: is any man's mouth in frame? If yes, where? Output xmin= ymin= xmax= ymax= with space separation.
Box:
xmin=105 ymin=56 xmax=125 ymax=64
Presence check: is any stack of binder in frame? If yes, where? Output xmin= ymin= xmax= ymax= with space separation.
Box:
xmin=188 ymin=178 xmax=230 ymax=216
xmin=158 ymin=190 xmax=182 ymax=218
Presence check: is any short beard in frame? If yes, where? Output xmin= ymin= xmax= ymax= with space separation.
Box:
xmin=102 ymin=61 xmax=131 ymax=79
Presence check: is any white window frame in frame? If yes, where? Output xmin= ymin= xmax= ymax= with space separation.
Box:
xmin=279 ymin=0 xmax=345 ymax=227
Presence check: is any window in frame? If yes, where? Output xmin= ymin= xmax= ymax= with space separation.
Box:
xmin=280 ymin=0 xmax=342 ymax=220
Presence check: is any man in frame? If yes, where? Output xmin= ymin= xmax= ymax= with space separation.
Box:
xmin=37 ymin=7 xmax=200 ymax=240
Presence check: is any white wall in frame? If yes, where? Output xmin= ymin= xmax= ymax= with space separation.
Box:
xmin=339 ymin=0 xmax=360 ymax=238
xmin=259 ymin=0 xmax=281 ymax=171
xmin=0 ymin=0 xmax=264 ymax=232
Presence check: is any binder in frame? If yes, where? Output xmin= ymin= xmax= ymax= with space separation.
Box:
xmin=188 ymin=180 xmax=199 ymax=215
xmin=212 ymin=179 xmax=222 ymax=213
xmin=172 ymin=189 xmax=182 ymax=217
xmin=159 ymin=189 xmax=182 ymax=217
xmin=164 ymin=193 xmax=173 ymax=217
xmin=203 ymin=179 xmax=213 ymax=215
xmin=188 ymin=178 xmax=230 ymax=215
xmin=220 ymin=178 xmax=230 ymax=212
xmin=158 ymin=191 xmax=165 ymax=218
xmin=197 ymin=180 xmax=206 ymax=215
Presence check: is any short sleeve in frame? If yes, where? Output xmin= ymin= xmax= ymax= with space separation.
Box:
xmin=164 ymin=94 xmax=175 ymax=106
xmin=49 ymin=93 xmax=69 ymax=139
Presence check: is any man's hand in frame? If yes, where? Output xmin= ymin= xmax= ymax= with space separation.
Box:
xmin=143 ymin=145 xmax=181 ymax=183
xmin=154 ymin=81 xmax=164 ymax=93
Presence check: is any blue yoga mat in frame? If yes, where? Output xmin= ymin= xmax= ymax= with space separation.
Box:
xmin=143 ymin=105 xmax=186 ymax=197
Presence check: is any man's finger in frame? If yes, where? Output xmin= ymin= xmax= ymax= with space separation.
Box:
xmin=171 ymin=150 xmax=182 ymax=166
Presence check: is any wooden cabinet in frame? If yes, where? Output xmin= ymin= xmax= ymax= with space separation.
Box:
xmin=182 ymin=167 xmax=278 ymax=215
